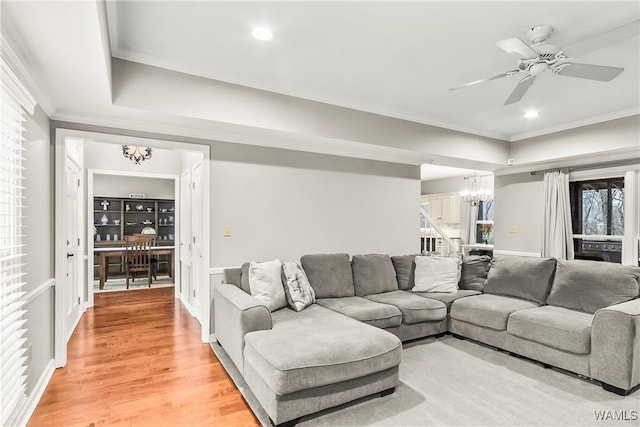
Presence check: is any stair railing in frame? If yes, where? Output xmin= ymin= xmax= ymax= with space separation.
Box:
xmin=420 ymin=207 xmax=460 ymax=257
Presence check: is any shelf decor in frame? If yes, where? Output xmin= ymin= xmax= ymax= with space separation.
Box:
xmin=122 ymin=145 xmax=152 ymax=165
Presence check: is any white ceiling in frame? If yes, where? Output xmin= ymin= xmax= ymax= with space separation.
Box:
xmin=106 ymin=1 xmax=640 ymax=141
xmin=1 ymin=1 xmax=638 ymax=175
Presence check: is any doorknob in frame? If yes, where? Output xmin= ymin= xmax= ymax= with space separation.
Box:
xmin=67 ymin=252 xmax=74 ymax=258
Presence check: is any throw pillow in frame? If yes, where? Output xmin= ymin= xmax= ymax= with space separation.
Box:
xmin=413 ymin=256 xmax=461 ymax=293
xmin=282 ymin=261 xmax=316 ymax=311
xmin=391 ymin=254 xmax=419 ymax=290
xmin=248 ymin=259 xmax=287 ymax=312
xmin=460 ymin=255 xmax=491 ymax=291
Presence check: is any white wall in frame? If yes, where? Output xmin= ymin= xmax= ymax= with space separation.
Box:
xmin=22 ymin=105 xmax=55 ymax=397
xmin=84 ymin=140 xmax=185 ymax=175
xmin=93 ymin=174 xmax=174 ymax=199
xmin=493 ymin=173 xmax=544 ymax=255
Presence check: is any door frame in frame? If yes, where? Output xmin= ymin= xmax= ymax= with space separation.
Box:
xmin=54 ymin=128 xmax=211 ymax=368
xmin=86 ymin=169 xmax=181 ymax=307
xmin=54 ymin=135 xmax=85 ymax=367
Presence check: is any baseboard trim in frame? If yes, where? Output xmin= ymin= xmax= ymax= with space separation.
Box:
xmin=493 ymin=250 xmax=541 ymax=257
xmin=180 ymin=295 xmax=196 ymax=317
xmin=16 ymin=359 xmax=55 ymax=427
xmin=24 ymin=279 xmax=55 ymax=304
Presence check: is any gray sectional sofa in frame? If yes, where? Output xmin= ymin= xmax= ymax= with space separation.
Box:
xmin=214 ymin=253 xmax=640 ymax=426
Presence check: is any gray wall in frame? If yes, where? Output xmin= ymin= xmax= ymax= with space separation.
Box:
xmin=211 ymin=144 xmax=420 ymax=266
xmin=493 ymin=173 xmax=544 ymax=255
xmin=23 ymin=104 xmax=55 ymax=396
xmin=53 ymin=121 xmax=421 ymax=269
xmin=421 ymin=175 xmax=494 ymax=196
xmin=93 ymin=174 xmax=174 ymax=199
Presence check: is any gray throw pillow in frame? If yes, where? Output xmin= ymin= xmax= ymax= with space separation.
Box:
xmin=391 ymin=255 xmax=419 ymax=290
xmin=352 ymin=254 xmax=399 ymax=296
xmin=240 ymin=262 xmax=252 ymax=294
xmin=300 ymin=253 xmax=355 ymax=298
xmin=547 ymin=259 xmax=640 ymax=314
xmin=282 ymin=261 xmax=316 ymax=311
xmin=484 ymin=255 xmax=557 ymax=304
xmin=460 ymin=255 xmax=491 ymax=291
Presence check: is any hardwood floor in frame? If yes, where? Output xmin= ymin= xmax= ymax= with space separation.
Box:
xmin=28 ymin=287 xmax=259 ymax=427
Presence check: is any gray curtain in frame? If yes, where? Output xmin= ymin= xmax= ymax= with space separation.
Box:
xmin=543 ymin=170 xmax=574 ymax=260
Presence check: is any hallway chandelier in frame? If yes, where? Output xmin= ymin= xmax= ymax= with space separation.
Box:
xmin=460 ymin=176 xmax=492 ymax=206
xmin=122 ymin=145 xmax=152 ymax=165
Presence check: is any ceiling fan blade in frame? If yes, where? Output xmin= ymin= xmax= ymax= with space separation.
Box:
xmin=557 ymin=63 xmax=624 ymax=81
xmin=496 ymin=38 xmax=539 ymax=59
xmin=504 ymin=75 xmax=535 ymax=105
xmin=449 ymin=70 xmax=520 ymax=91
xmin=565 ymin=20 xmax=639 ymax=58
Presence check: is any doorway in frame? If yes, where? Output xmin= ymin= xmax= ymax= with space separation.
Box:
xmin=54 ymin=128 xmax=211 ymax=367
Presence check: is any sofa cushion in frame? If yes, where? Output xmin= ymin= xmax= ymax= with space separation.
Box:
xmin=460 ymin=255 xmax=491 ymax=291
xmin=243 ymin=304 xmax=402 ymax=395
xmin=248 ymin=260 xmax=288 ymax=312
xmin=316 ymin=296 xmax=402 ymax=329
xmin=413 ymin=256 xmax=461 ymax=293
xmin=507 ymin=305 xmax=593 ymax=355
xmin=484 ymin=255 xmax=557 ymax=304
xmin=300 ymin=253 xmax=355 ymax=298
xmin=547 ymin=259 xmax=640 ymax=314
xmin=365 ymin=290 xmax=447 ymax=324
xmin=352 ymin=254 xmax=399 ymax=296
xmin=391 ymin=255 xmax=418 ymax=290
xmin=282 ymin=261 xmax=316 ymax=312
xmin=413 ymin=289 xmax=482 ymax=312
xmin=450 ymin=294 xmax=540 ymax=331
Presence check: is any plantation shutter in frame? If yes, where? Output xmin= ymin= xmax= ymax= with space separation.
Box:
xmin=1 ymin=54 xmax=35 ymax=426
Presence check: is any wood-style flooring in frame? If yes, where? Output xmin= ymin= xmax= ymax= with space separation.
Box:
xmin=28 ymin=287 xmax=259 ymax=427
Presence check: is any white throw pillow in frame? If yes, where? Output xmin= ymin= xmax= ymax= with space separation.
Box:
xmin=248 ymin=259 xmax=287 ymax=312
xmin=413 ymin=256 xmax=461 ymax=293
xmin=282 ymin=261 xmax=316 ymax=312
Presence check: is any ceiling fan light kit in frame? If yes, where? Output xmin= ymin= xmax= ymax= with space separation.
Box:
xmin=451 ymin=20 xmax=639 ymax=105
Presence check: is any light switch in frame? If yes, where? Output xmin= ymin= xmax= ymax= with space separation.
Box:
xmin=224 ymin=225 xmax=232 ymax=237
xmin=509 ymin=226 xmax=518 ymax=233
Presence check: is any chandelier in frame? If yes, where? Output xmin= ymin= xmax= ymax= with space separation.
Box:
xmin=459 ymin=176 xmax=492 ymax=206
xmin=122 ymin=145 xmax=152 ymax=165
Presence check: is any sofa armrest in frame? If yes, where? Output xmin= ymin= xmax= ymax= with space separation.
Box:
xmin=214 ymin=283 xmax=272 ymax=375
xmin=590 ymin=299 xmax=640 ymax=393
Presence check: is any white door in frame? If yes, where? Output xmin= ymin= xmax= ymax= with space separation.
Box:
xmin=65 ymin=158 xmax=82 ymax=328
xmin=191 ymin=162 xmax=204 ymax=321
xmin=180 ymin=169 xmax=193 ymax=307
xmin=55 ymin=138 xmax=84 ymax=366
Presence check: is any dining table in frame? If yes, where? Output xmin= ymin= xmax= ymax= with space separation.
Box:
xmin=94 ymin=245 xmax=175 ymax=289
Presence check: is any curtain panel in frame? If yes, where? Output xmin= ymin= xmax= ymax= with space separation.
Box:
xmin=542 ymin=170 xmax=574 ymax=260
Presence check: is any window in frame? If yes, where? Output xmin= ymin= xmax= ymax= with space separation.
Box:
xmin=1 ymin=56 xmax=34 ymax=426
xmin=570 ymin=178 xmax=624 ymax=236
xmin=570 ymin=177 xmax=624 ymax=263
xmin=476 ymin=199 xmax=494 ymax=245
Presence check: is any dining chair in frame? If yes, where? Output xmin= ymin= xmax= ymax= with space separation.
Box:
xmin=124 ymin=235 xmax=153 ymax=289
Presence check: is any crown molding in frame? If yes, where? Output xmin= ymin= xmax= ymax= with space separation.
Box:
xmin=509 ymin=107 xmax=640 ymax=142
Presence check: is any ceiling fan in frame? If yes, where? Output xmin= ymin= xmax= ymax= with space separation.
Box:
xmin=450 ymin=20 xmax=640 ymax=105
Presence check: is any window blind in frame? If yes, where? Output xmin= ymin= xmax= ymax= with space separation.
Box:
xmin=0 ymin=57 xmax=30 ymax=427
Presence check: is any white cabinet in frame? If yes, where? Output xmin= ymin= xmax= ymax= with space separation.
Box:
xmin=422 ymin=193 xmax=461 ymax=225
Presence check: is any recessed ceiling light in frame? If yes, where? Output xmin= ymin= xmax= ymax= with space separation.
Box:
xmin=252 ymin=27 xmax=273 ymax=41
xmin=524 ymin=110 xmax=539 ymax=119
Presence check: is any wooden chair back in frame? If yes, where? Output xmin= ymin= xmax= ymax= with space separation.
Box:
xmin=124 ymin=234 xmax=153 ymax=288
